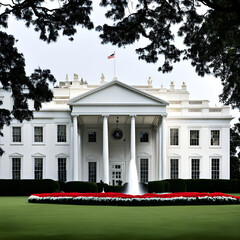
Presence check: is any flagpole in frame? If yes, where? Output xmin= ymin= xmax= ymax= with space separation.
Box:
xmin=114 ymin=51 xmax=116 ymax=79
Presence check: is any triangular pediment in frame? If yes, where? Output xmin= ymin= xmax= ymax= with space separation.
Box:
xmin=32 ymin=153 xmax=46 ymax=157
xmin=9 ymin=152 xmax=23 ymax=157
xmin=68 ymin=80 xmax=168 ymax=106
xmin=189 ymin=153 xmax=202 ymax=158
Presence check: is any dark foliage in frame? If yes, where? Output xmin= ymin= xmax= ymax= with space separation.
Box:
xmin=62 ymin=181 xmax=98 ymax=193
xmin=230 ymin=122 xmax=240 ymax=179
xmin=148 ymin=179 xmax=240 ymax=193
xmin=96 ymin=0 xmax=240 ymax=109
xmin=0 ymin=0 xmax=239 ymax=155
xmin=0 ymin=179 xmax=60 ymax=196
xmin=0 ymin=0 xmax=94 ymax=155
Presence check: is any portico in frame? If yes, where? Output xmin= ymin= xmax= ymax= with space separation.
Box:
xmin=68 ymin=81 xmax=168 ymax=184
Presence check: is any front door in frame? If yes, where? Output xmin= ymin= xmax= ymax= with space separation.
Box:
xmin=110 ymin=163 xmax=125 ymax=186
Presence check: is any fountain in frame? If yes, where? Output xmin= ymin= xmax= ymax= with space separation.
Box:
xmin=126 ymin=158 xmax=142 ymax=195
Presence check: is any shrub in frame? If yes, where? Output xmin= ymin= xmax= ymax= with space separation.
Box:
xmin=163 ymin=179 xmax=187 ymax=192
xmin=104 ymin=185 xmax=125 ymax=193
xmin=148 ymin=181 xmax=166 ymax=193
xmin=96 ymin=182 xmax=108 ymax=193
xmin=148 ymin=180 xmax=187 ymax=193
xmin=63 ymin=181 xmax=98 ymax=193
xmin=185 ymin=179 xmax=240 ymax=193
xmin=0 ymin=179 xmax=59 ymax=196
xmin=57 ymin=181 xmax=66 ymax=192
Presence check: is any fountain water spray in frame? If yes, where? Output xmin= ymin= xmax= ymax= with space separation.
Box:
xmin=126 ymin=158 xmax=142 ymax=195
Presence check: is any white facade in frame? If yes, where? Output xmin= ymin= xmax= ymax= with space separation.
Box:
xmin=0 ymin=76 xmax=233 ymax=184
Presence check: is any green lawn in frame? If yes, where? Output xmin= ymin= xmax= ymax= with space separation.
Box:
xmin=0 ymin=197 xmax=239 ymax=240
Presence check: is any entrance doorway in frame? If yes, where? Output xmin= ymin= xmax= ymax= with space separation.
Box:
xmin=110 ymin=162 xmax=125 ymax=186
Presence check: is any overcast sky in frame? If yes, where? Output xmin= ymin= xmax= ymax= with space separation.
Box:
xmin=5 ymin=1 xmax=239 ymax=124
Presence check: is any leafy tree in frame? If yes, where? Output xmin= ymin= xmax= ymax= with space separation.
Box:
xmin=96 ymin=0 xmax=240 ymax=109
xmin=0 ymin=0 xmax=239 ymax=156
xmin=230 ymin=122 xmax=240 ymax=179
xmin=0 ymin=0 xmax=94 ymax=155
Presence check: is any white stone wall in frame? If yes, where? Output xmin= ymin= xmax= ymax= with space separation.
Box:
xmin=0 ymin=80 xmax=232 ymax=182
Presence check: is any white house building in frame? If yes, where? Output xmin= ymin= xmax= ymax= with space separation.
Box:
xmin=0 ymin=75 xmax=233 ymax=185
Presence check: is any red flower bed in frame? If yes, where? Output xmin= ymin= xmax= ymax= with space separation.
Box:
xmin=28 ymin=192 xmax=240 ymax=206
xmin=30 ymin=192 xmax=240 ymax=199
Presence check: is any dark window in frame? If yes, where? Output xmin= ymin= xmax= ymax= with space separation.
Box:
xmin=58 ymin=158 xmax=66 ymax=181
xmin=212 ymin=158 xmax=220 ymax=179
xmin=34 ymin=158 xmax=43 ymax=179
xmin=57 ymin=125 xmax=66 ymax=142
xmin=211 ymin=130 xmax=220 ymax=145
xmin=140 ymin=159 xmax=148 ymax=183
xmin=191 ymin=159 xmax=200 ymax=179
xmin=140 ymin=132 xmax=149 ymax=142
xmin=170 ymin=129 xmax=179 ymax=145
xmin=170 ymin=159 xmax=179 ymax=179
xmin=34 ymin=127 xmax=43 ymax=142
xmin=88 ymin=162 xmax=96 ymax=182
xmin=190 ymin=130 xmax=199 ymax=146
xmin=88 ymin=132 xmax=96 ymax=142
xmin=12 ymin=127 xmax=21 ymax=142
xmin=12 ymin=158 xmax=21 ymax=179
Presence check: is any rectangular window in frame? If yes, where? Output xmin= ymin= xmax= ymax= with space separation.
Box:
xmin=140 ymin=132 xmax=149 ymax=142
xmin=58 ymin=158 xmax=66 ymax=181
xmin=170 ymin=129 xmax=179 ymax=146
xmin=34 ymin=158 xmax=43 ymax=179
xmin=57 ymin=125 xmax=66 ymax=142
xmin=34 ymin=127 xmax=43 ymax=142
xmin=140 ymin=159 xmax=148 ymax=183
xmin=170 ymin=159 xmax=179 ymax=179
xmin=191 ymin=159 xmax=200 ymax=179
xmin=212 ymin=158 xmax=220 ymax=179
xmin=190 ymin=130 xmax=199 ymax=146
xmin=12 ymin=158 xmax=21 ymax=179
xmin=12 ymin=127 xmax=21 ymax=142
xmin=211 ymin=130 xmax=220 ymax=145
xmin=88 ymin=132 xmax=96 ymax=142
xmin=88 ymin=162 xmax=97 ymax=182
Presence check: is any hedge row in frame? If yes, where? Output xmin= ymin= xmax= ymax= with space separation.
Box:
xmin=1 ymin=179 xmax=239 ymax=196
xmin=148 ymin=179 xmax=240 ymax=193
xmin=62 ymin=181 xmax=98 ymax=193
xmin=0 ymin=179 xmax=60 ymax=196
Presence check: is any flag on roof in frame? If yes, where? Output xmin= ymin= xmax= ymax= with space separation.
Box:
xmin=108 ymin=53 xmax=115 ymax=59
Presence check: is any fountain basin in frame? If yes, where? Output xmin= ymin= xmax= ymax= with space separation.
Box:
xmin=28 ymin=192 xmax=240 ymax=206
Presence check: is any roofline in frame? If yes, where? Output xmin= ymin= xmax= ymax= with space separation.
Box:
xmin=67 ymin=80 xmax=169 ymax=106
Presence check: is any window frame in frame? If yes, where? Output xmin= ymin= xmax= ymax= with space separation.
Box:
xmin=57 ymin=124 xmax=67 ymax=143
xmin=11 ymin=125 xmax=23 ymax=144
xmin=140 ymin=158 xmax=149 ymax=183
xmin=170 ymin=158 xmax=179 ymax=179
xmin=88 ymin=131 xmax=97 ymax=143
xmin=210 ymin=129 xmax=221 ymax=146
xmin=34 ymin=157 xmax=44 ymax=180
xmin=88 ymin=161 xmax=97 ymax=182
xmin=190 ymin=130 xmax=200 ymax=146
xmin=191 ymin=158 xmax=200 ymax=179
xmin=140 ymin=132 xmax=149 ymax=143
xmin=32 ymin=125 xmax=45 ymax=145
xmin=58 ymin=157 xmax=67 ymax=182
xmin=211 ymin=158 xmax=220 ymax=179
xmin=170 ymin=128 xmax=179 ymax=146
xmin=12 ymin=157 xmax=22 ymax=180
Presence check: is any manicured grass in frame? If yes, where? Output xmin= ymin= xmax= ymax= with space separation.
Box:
xmin=0 ymin=197 xmax=240 ymax=240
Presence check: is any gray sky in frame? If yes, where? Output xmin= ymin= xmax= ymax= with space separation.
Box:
xmin=5 ymin=1 xmax=239 ymax=124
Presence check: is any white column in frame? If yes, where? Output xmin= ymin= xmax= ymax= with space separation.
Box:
xmin=161 ymin=115 xmax=166 ymax=179
xmin=73 ymin=115 xmax=78 ymax=181
xmin=130 ymin=115 xmax=136 ymax=162
xmin=158 ymin=117 xmax=162 ymax=180
xmin=102 ymin=115 xmax=109 ymax=184
xmin=78 ymin=128 xmax=82 ymax=181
